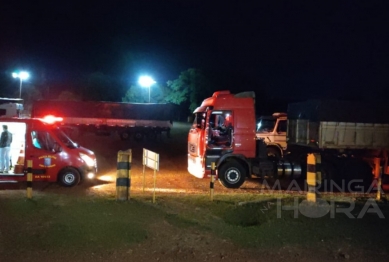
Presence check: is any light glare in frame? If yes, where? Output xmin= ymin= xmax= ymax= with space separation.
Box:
xmin=41 ymin=115 xmax=63 ymax=124
xmin=138 ymin=76 xmax=156 ymax=87
xmin=12 ymin=71 xmax=30 ymax=80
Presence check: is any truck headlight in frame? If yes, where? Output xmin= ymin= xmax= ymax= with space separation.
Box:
xmin=80 ymin=153 xmax=95 ymax=167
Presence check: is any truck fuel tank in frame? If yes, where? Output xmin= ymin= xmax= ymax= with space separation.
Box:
xmin=276 ymin=159 xmax=302 ymax=180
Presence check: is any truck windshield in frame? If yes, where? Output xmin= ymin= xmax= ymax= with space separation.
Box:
xmin=257 ymin=118 xmax=276 ymax=132
xmin=52 ymin=127 xmax=78 ymax=149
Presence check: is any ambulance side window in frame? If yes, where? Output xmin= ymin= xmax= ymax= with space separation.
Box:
xmin=31 ymin=131 xmax=56 ymax=151
xmin=31 ymin=131 xmax=42 ymax=149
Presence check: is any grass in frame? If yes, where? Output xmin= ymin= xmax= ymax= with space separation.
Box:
xmin=153 ymin=193 xmax=389 ymax=249
xmin=1 ymin=193 xmax=389 ymax=258
xmin=0 ymin=196 xmax=161 ymax=256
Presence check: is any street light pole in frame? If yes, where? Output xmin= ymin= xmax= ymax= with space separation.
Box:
xmin=148 ymin=85 xmax=151 ymax=103
xmin=19 ymin=78 xmax=23 ymax=98
xmin=138 ymin=76 xmax=156 ymax=103
xmin=12 ymin=71 xmax=30 ymax=98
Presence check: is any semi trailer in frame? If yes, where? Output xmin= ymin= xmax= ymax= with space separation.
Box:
xmin=188 ymin=90 xmax=389 ymax=189
xmin=31 ymin=100 xmax=175 ymax=141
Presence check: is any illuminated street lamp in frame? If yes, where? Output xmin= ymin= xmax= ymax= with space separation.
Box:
xmin=12 ymin=71 xmax=30 ymax=98
xmin=138 ymin=76 xmax=156 ymax=103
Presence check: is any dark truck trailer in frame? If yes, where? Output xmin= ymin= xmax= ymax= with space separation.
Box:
xmin=286 ymin=100 xmax=389 ymax=188
xmin=31 ymin=100 xmax=176 ymax=141
xmin=287 ymin=100 xmax=389 ymax=149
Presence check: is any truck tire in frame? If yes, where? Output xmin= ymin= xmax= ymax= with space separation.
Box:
xmin=120 ymin=131 xmax=131 ymax=141
xmin=134 ymin=131 xmax=144 ymax=141
xmin=58 ymin=167 xmax=81 ymax=187
xmin=218 ymin=160 xmax=246 ymax=188
xmin=147 ymin=130 xmax=157 ymax=140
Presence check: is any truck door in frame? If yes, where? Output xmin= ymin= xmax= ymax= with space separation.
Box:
xmin=208 ymin=111 xmax=233 ymax=148
xmin=28 ymin=130 xmax=59 ymax=182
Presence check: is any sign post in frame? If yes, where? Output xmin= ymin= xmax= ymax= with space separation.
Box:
xmin=142 ymin=148 xmax=160 ymax=203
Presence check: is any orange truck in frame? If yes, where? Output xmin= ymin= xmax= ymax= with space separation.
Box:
xmin=255 ymin=112 xmax=287 ymax=158
xmin=188 ymin=90 xmax=389 ymax=189
xmin=187 ymin=90 xmax=295 ymax=188
xmin=0 ymin=117 xmax=97 ymax=187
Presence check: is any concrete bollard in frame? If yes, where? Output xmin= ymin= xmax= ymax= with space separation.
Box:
xmin=116 ymin=150 xmax=132 ymax=201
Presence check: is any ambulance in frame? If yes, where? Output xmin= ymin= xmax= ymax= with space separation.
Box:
xmin=0 ymin=116 xmax=97 ymax=187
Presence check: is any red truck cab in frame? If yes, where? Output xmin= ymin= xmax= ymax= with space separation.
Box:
xmin=188 ymin=91 xmax=257 ymax=188
xmin=0 ymin=117 xmax=97 ymax=187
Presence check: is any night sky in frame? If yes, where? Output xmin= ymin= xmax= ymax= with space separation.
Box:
xmin=1 ymin=1 xmax=389 ymax=105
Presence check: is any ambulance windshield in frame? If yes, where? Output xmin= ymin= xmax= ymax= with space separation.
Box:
xmin=52 ymin=127 xmax=78 ymax=149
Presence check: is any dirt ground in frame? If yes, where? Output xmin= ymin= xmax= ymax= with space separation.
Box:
xmin=1 ymin=122 xmax=388 ymax=262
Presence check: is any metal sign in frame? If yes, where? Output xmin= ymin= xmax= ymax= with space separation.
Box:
xmin=143 ymin=149 xmax=159 ymax=171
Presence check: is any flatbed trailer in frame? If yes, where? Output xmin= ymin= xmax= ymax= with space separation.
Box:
xmin=31 ymin=100 xmax=175 ymax=141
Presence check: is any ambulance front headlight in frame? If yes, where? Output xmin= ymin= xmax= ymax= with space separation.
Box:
xmin=80 ymin=153 xmax=95 ymax=167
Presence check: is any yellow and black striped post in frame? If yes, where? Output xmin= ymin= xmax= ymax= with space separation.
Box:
xmin=307 ymin=153 xmax=321 ymax=202
xmin=26 ymin=160 xmax=33 ymax=199
xmin=210 ymin=162 xmax=216 ymax=201
xmin=376 ymin=164 xmax=385 ymax=201
xmin=116 ymin=149 xmax=132 ymax=201
xmin=376 ymin=176 xmax=382 ymax=201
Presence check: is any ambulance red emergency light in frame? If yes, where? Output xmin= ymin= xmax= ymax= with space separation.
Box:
xmin=0 ymin=116 xmax=97 ymax=187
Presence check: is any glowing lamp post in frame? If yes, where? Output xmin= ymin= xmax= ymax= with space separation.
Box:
xmin=138 ymin=76 xmax=156 ymax=103
xmin=12 ymin=71 xmax=30 ymax=98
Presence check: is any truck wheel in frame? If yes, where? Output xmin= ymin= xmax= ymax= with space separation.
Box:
xmin=120 ymin=131 xmax=131 ymax=141
xmin=218 ymin=160 xmax=246 ymax=188
xmin=58 ymin=167 xmax=81 ymax=187
xmin=147 ymin=131 xmax=157 ymax=140
xmin=134 ymin=132 xmax=144 ymax=141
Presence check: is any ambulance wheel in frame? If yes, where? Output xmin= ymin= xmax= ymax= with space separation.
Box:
xmin=218 ymin=160 xmax=246 ymax=188
xmin=59 ymin=167 xmax=81 ymax=187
